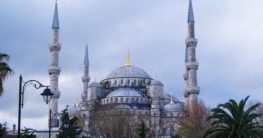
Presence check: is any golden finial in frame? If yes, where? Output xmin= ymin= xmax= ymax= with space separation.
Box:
xmin=170 ymin=92 xmax=174 ymax=104
xmin=76 ymin=97 xmax=80 ymax=107
xmin=124 ymin=50 xmax=132 ymax=67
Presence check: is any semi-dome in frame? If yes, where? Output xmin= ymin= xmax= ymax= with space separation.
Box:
xmin=105 ymin=65 xmax=152 ymax=80
xmin=114 ymin=104 xmax=131 ymax=109
xmin=151 ymin=79 xmax=163 ymax=86
xmin=106 ymin=88 xmax=142 ymax=98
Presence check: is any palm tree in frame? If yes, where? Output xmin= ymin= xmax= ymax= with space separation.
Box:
xmin=21 ymin=127 xmax=36 ymax=138
xmin=0 ymin=53 xmax=13 ymax=96
xmin=204 ymin=96 xmax=263 ymax=138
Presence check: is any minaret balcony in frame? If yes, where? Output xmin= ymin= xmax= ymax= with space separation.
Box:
xmin=185 ymin=38 xmax=198 ymax=47
xmin=49 ymin=43 xmax=61 ymax=51
xmin=48 ymin=66 xmax=61 ymax=74
xmin=186 ymin=62 xmax=198 ymax=69
xmin=183 ymin=73 xmax=188 ymax=80
xmin=82 ymin=76 xmax=90 ymax=82
xmin=51 ymin=90 xmax=61 ymax=98
xmin=185 ymin=86 xmax=200 ymax=95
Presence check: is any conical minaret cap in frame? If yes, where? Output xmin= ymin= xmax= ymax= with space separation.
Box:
xmin=52 ymin=1 xmax=59 ymax=29
xmin=84 ymin=45 xmax=89 ymax=65
xmin=188 ymin=0 xmax=195 ymax=23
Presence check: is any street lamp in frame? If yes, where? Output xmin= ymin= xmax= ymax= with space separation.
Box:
xmin=41 ymin=88 xmax=54 ymax=104
xmin=18 ymin=75 xmax=53 ymax=138
xmin=64 ymin=118 xmax=70 ymax=129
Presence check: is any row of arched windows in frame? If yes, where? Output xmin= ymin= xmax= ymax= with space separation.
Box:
xmin=101 ymin=97 xmax=150 ymax=105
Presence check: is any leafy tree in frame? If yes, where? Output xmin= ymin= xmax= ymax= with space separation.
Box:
xmin=0 ymin=122 xmax=7 ymax=137
xmin=178 ymin=100 xmax=211 ymax=138
xmin=0 ymin=53 xmax=13 ymax=96
xmin=90 ymin=108 xmax=137 ymax=138
xmin=204 ymin=96 xmax=263 ymax=138
xmin=57 ymin=108 xmax=82 ymax=138
xmin=136 ymin=120 xmax=149 ymax=138
xmin=21 ymin=127 xmax=36 ymax=138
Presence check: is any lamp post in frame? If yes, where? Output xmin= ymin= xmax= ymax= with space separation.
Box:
xmin=49 ymin=109 xmax=52 ymax=138
xmin=18 ymin=75 xmax=53 ymax=138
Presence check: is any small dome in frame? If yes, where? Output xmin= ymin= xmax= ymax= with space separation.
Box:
xmin=89 ymin=81 xmax=100 ymax=87
xmin=106 ymin=88 xmax=142 ymax=98
xmin=105 ymin=65 xmax=152 ymax=80
xmin=163 ymin=102 xmax=183 ymax=112
xmin=151 ymin=80 xmax=163 ymax=86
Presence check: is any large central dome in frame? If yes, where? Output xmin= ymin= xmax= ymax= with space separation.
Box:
xmin=104 ymin=51 xmax=152 ymax=80
xmin=105 ymin=65 xmax=152 ymax=79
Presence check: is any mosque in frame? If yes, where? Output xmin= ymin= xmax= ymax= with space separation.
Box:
xmin=46 ymin=0 xmax=200 ymax=137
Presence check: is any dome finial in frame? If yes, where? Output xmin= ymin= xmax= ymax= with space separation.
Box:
xmin=170 ymin=92 xmax=174 ymax=104
xmin=76 ymin=96 xmax=80 ymax=107
xmin=124 ymin=50 xmax=132 ymax=67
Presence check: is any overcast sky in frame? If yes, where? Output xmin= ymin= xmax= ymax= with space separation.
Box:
xmin=1 ymin=0 xmax=263 ymax=130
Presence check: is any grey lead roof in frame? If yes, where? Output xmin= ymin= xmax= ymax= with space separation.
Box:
xmin=84 ymin=45 xmax=89 ymax=65
xmin=188 ymin=0 xmax=195 ymax=23
xmin=105 ymin=65 xmax=152 ymax=80
xmin=106 ymin=88 xmax=142 ymax=98
xmin=52 ymin=2 xmax=59 ymax=30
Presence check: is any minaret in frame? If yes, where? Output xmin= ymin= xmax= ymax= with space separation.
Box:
xmin=184 ymin=0 xmax=200 ymax=110
xmin=81 ymin=45 xmax=90 ymax=102
xmin=48 ymin=1 xmax=61 ymax=127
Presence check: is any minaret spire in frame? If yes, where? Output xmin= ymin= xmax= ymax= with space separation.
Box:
xmin=48 ymin=1 xmax=61 ymax=127
xmin=52 ymin=1 xmax=59 ymax=30
xmin=84 ymin=45 xmax=89 ymax=65
xmin=188 ymin=0 xmax=195 ymax=23
xmin=184 ymin=0 xmax=200 ymax=111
